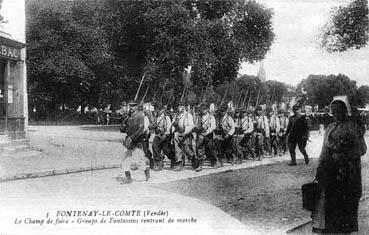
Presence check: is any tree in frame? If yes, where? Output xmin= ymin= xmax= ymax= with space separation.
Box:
xmin=103 ymin=0 xmax=275 ymax=105
xmin=321 ymin=0 xmax=368 ymax=52
xmin=357 ymin=85 xmax=369 ymax=106
xmin=27 ymin=0 xmax=111 ymax=113
xmin=265 ymin=80 xmax=288 ymax=104
xmin=27 ymin=0 xmax=275 ymax=118
xmin=297 ymin=74 xmax=358 ymax=108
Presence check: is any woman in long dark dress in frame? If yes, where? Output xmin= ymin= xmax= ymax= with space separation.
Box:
xmin=312 ymin=96 xmax=367 ymax=234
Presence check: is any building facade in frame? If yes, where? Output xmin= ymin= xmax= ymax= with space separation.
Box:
xmin=0 ymin=0 xmax=27 ymax=142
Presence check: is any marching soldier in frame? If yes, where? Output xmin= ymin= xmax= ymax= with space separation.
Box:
xmin=220 ymin=105 xmax=236 ymax=164
xmin=238 ymin=109 xmax=254 ymax=159
xmin=269 ymin=111 xmax=281 ymax=157
xmin=278 ymin=110 xmax=289 ymax=155
xmin=193 ymin=102 xmax=217 ymax=171
xmin=152 ymin=103 xmax=172 ymax=171
xmin=244 ymin=110 xmax=257 ymax=159
xmin=233 ymin=109 xmax=245 ymax=164
xmin=139 ymin=104 xmax=154 ymax=169
xmin=121 ymin=100 xmax=150 ymax=184
xmin=172 ymin=101 xmax=195 ymax=171
xmin=254 ymin=106 xmax=270 ymax=160
xmin=286 ymin=104 xmax=310 ymax=165
xmin=189 ymin=104 xmax=199 ymax=167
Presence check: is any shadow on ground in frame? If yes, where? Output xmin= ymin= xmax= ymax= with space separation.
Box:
xmin=79 ymin=125 xmax=121 ymax=132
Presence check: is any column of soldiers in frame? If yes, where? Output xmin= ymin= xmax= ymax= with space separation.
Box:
xmin=120 ymin=99 xmax=305 ymax=183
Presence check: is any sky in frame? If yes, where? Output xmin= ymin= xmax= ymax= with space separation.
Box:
xmin=0 ymin=0 xmax=26 ymax=43
xmin=240 ymin=0 xmax=369 ymax=86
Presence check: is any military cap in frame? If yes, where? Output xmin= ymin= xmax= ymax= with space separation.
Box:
xmin=219 ymin=105 xmax=228 ymax=112
xmin=199 ymin=102 xmax=209 ymax=110
xmin=177 ymin=100 xmax=186 ymax=106
xmin=278 ymin=110 xmax=285 ymax=116
xmin=292 ymin=104 xmax=301 ymax=111
xmin=155 ymin=102 xmax=166 ymax=110
xmin=239 ymin=108 xmax=247 ymax=114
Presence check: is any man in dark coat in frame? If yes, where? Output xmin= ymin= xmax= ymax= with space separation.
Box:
xmin=286 ymin=104 xmax=309 ymax=165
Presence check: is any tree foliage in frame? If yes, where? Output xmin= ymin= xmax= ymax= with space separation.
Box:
xmin=297 ymin=74 xmax=361 ymax=108
xmin=321 ymin=0 xmax=368 ymax=52
xmin=27 ymin=0 xmax=111 ymax=113
xmin=27 ymin=0 xmax=275 ymax=115
xmin=357 ymin=85 xmax=369 ymax=106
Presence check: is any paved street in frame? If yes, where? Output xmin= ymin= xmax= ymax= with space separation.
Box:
xmin=0 ymin=167 xmax=255 ymax=235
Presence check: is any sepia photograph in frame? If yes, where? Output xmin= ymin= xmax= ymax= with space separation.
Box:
xmin=0 ymin=0 xmax=368 ymax=234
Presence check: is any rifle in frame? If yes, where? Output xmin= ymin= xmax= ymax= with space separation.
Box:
xmin=236 ymin=90 xmax=244 ymax=108
xmin=159 ymin=80 xmax=168 ymax=104
xmin=247 ymin=94 xmax=252 ymax=110
xmin=218 ymin=86 xmax=229 ymax=109
xmin=180 ymin=83 xmax=188 ymax=103
xmin=134 ymin=73 xmax=146 ymax=102
xmin=140 ymin=86 xmax=150 ymax=105
xmin=255 ymin=88 xmax=261 ymax=107
xmin=242 ymin=87 xmax=250 ymax=108
xmin=213 ymin=87 xmax=229 ymax=139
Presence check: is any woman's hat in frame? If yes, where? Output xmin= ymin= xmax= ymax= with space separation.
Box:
xmin=330 ymin=96 xmax=351 ymax=116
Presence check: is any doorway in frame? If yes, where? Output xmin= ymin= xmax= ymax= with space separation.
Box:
xmin=0 ymin=60 xmax=7 ymax=132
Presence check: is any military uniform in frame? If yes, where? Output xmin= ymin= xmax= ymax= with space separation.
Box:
xmin=139 ymin=105 xmax=154 ymax=169
xmin=255 ymin=107 xmax=270 ymax=160
xmin=172 ymin=102 xmax=195 ymax=171
xmin=152 ymin=104 xmax=172 ymax=171
xmin=236 ymin=109 xmax=254 ymax=160
xmin=121 ymin=101 xmax=150 ymax=183
xmin=278 ymin=111 xmax=289 ymax=155
xmin=269 ymin=112 xmax=281 ymax=157
xmin=193 ymin=103 xmax=217 ymax=171
xmin=219 ymin=108 xmax=236 ymax=164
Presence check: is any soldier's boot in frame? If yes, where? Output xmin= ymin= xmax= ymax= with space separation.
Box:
xmin=170 ymin=159 xmax=175 ymax=169
xmin=256 ymin=151 xmax=262 ymax=161
xmin=212 ymin=157 xmax=220 ymax=168
xmin=195 ymin=160 xmax=202 ymax=172
xmin=149 ymin=158 xmax=154 ymax=170
xmin=210 ymin=158 xmax=216 ymax=167
xmin=237 ymin=155 xmax=242 ymax=164
xmin=278 ymin=147 xmax=283 ymax=156
xmin=182 ymin=155 xmax=186 ymax=166
xmin=144 ymin=168 xmax=150 ymax=181
xmin=153 ymin=161 xmax=162 ymax=171
xmin=233 ymin=156 xmax=238 ymax=164
xmin=122 ymin=171 xmax=133 ymax=184
xmin=161 ymin=158 xmax=165 ymax=168
xmin=173 ymin=162 xmax=183 ymax=171
xmin=191 ymin=155 xmax=197 ymax=169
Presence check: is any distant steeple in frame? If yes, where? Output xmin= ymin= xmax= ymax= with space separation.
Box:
xmin=257 ymin=61 xmax=266 ymax=83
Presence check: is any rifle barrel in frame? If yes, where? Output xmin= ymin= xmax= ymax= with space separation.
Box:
xmin=141 ymin=86 xmax=150 ymax=104
xmin=219 ymin=86 xmax=229 ymax=108
xmin=134 ymin=73 xmax=146 ymax=101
